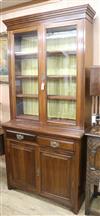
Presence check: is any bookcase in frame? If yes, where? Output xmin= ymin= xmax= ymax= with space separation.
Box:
xmin=3 ymin=4 xmax=95 ymax=214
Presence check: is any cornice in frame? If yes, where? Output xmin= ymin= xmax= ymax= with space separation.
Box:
xmin=3 ymin=4 xmax=96 ymax=31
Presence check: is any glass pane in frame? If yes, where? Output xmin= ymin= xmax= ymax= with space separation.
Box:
xmin=47 ymin=100 xmax=76 ymax=120
xmin=15 ymin=58 xmax=38 ymax=76
xmin=47 ymin=78 xmax=76 ymax=97
xmin=14 ymin=31 xmax=39 ymax=117
xmin=46 ymin=26 xmax=77 ymax=121
xmin=47 ymin=28 xmax=76 ymax=52
xmin=16 ymin=98 xmax=38 ymax=119
xmin=16 ymin=79 xmax=38 ymax=95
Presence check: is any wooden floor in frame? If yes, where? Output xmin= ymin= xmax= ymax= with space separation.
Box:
xmin=0 ymin=155 xmax=85 ymax=216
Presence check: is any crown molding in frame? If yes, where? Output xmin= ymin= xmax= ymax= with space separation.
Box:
xmin=3 ymin=4 xmax=96 ymax=31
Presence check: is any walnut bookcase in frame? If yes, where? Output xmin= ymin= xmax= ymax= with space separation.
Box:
xmin=3 ymin=4 xmax=95 ymax=214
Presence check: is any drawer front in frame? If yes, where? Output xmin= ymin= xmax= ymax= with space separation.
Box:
xmin=38 ymin=137 xmax=75 ymax=152
xmin=6 ymin=130 xmax=36 ymax=143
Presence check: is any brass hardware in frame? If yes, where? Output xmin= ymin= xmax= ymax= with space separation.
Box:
xmin=41 ymin=82 xmax=45 ymax=90
xmin=7 ymin=130 xmax=36 ymax=138
xmin=90 ymin=167 xmax=96 ymax=171
xmin=16 ymin=134 xmax=24 ymax=140
xmin=41 ymin=74 xmax=45 ymax=90
xmin=50 ymin=141 xmax=59 ymax=148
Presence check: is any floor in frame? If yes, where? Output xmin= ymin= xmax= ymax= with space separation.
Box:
xmin=0 ymin=155 xmax=86 ymax=216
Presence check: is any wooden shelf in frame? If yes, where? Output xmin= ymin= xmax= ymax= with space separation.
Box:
xmin=47 ymin=75 xmax=76 ymax=80
xmin=15 ymin=52 xmax=38 ymax=58
xmin=16 ymin=114 xmax=39 ymax=120
xmin=16 ymin=75 xmax=38 ymax=79
xmin=16 ymin=75 xmax=76 ymax=80
xmin=47 ymin=50 xmax=76 ymax=56
xmin=16 ymin=94 xmax=76 ymax=100
xmin=16 ymin=94 xmax=38 ymax=99
xmin=15 ymin=50 xmax=76 ymax=58
xmin=47 ymin=95 xmax=76 ymax=101
xmin=48 ymin=119 xmax=76 ymax=124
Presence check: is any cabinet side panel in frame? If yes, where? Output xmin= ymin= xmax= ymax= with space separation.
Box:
xmin=8 ymin=32 xmax=16 ymax=119
xmin=84 ymin=19 xmax=93 ymax=128
xmin=72 ymin=137 xmax=87 ymax=213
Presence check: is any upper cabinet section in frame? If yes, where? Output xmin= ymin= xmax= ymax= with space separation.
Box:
xmin=3 ymin=4 xmax=96 ymax=129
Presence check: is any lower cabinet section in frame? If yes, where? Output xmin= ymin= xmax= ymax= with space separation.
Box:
xmin=4 ymin=130 xmax=86 ymax=214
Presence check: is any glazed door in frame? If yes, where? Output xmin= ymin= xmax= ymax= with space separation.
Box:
xmin=45 ymin=24 xmax=77 ymax=124
xmin=40 ymin=150 xmax=74 ymax=204
xmin=44 ymin=21 xmax=84 ymax=126
xmin=6 ymin=140 xmax=37 ymax=192
xmin=10 ymin=28 xmax=39 ymax=120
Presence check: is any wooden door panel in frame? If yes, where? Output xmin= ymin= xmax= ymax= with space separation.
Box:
xmin=40 ymin=151 xmax=73 ymax=199
xmin=90 ymin=147 xmax=100 ymax=170
xmin=9 ymin=141 xmax=36 ymax=191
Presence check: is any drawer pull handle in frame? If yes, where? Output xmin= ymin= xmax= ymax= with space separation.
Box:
xmin=16 ymin=134 xmax=24 ymax=140
xmin=50 ymin=141 xmax=59 ymax=148
xmin=90 ymin=167 xmax=96 ymax=171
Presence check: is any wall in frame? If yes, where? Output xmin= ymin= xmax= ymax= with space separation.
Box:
xmin=0 ymin=0 xmax=100 ymax=122
xmin=0 ymin=83 xmax=10 ymax=123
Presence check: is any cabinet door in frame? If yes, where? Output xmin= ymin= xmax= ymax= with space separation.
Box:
xmin=40 ymin=150 xmax=74 ymax=204
xmin=6 ymin=140 xmax=36 ymax=192
xmin=11 ymin=29 xmax=39 ymax=120
xmin=43 ymin=21 xmax=84 ymax=127
xmin=45 ymin=24 xmax=77 ymax=123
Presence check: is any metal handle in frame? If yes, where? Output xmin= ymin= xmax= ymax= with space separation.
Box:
xmin=16 ymin=134 xmax=24 ymax=140
xmin=41 ymin=82 xmax=45 ymax=90
xmin=50 ymin=141 xmax=59 ymax=148
xmin=41 ymin=74 xmax=45 ymax=90
xmin=7 ymin=130 xmax=36 ymax=138
xmin=90 ymin=167 xmax=96 ymax=171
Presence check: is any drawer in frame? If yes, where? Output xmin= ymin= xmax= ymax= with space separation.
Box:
xmin=37 ymin=137 xmax=75 ymax=152
xmin=6 ymin=130 xmax=36 ymax=143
